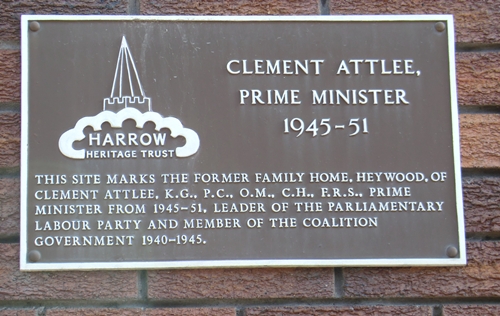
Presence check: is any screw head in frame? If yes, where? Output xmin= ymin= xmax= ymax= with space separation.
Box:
xmin=446 ymin=246 xmax=458 ymax=258
xmin=29 ymin=21 xmax=40 ymax=32
xmin=435 ymin=22 xmax=446 ymax=32
xmin=28 ymin=250 xmax=41 ymax=262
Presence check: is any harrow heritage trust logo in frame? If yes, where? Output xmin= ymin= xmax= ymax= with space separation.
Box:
xmin=58 ymin=37 xmax=200 ymax=160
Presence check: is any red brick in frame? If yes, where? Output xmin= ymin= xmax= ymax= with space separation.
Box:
xmin=147 ymin=309 xmax=235 ymax=316
xmin=443 ymin=305 xmax=500 ymax=316
xmin=47 ymin=309 xmax=133 ymax=316
xmin=460 ymin=114 xmax=500 ymax=168
xmin=0 ymin=178 xmax=20 ymax=237
xmin=463 ymin=177 xmax=500 ymax=233
xmin=331 ymin=0 xmax=500 ymax=43
xmin=457 ymin=52 xmax=500 ymax=106
xmin=47 ymin=308 xmax=235 ymax=316
xmin=0 ymin=244 xmax=138 ymax=300
xmin=0 ymin=309 xmax=38 ymax=316
xmin=0 ymin=112 xmax=20 ymax=169
xmin=0 ymin=0 xmax=128 ymax=41
xmin=148 ymin=268 xmax=334 ymax=299
xmin=140 ymin=0 xmax=318 ymax=15
xmin=344 ymin=241 xmax=500 ymax=298
xmin=0 ymin=50 xmax=20 ymax=103
xmin=246 ymin=306 xmax=432 ymax=316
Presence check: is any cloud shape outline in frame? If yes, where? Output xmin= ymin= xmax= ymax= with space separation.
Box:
xmin=59 ymin=107 xmax=200 ymax=159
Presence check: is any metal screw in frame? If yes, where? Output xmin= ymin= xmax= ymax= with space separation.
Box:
xmin=28 ymin=250 xmax=41 ymax=262
xmin=29 ymin=21 xmax=40 ymax=32
xmin=446 ymin=246 xmax=458 ymax=258
xmin=435 ymin=22 xmax=446 ymax=32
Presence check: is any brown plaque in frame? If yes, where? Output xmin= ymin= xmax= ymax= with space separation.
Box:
xmin=21 ymin=15 xmax=465 ymax=270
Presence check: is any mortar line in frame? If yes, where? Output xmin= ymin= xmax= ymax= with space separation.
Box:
xmin=320 ymin=0 xmax=330 ymax=15
xmin=236 ymin=306 xmax=246 ymax=316
xmin=334 ymin=267 xmax=345 ymax=298
xmin=0 ymin=236 xmax=20 ymax=244
xmin=0 ymin=41 xmax=20 ymax=50
xmin=139 ymin=270 xmax=148 ymax=300
xmin=461 ymin=168 xmax=500 ymax=177
xmin=128 ymin=0 xmax=140 ymax=15
xmin=2 ymin=297 xmax=500 ymax=310
xmin=466 ymin=232 xmax=500 ymax=241
xmin=433 ymin=304 xmax=443 ymax=316
xmin=456 ymin=43 xmax=500 ymax=52
xmin=0 ymin=167 xmax=20 ymax=177
xmin=0 ymin=103 xmax=21 ymax=112
xmin=458 ymin=106 xmax=500 ymax=114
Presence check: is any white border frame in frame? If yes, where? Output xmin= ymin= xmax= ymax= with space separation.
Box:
xmin=20 ymin=14 xmax=465 ymax=271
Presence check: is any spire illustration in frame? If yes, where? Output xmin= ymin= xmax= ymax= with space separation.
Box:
xmin=103 ymin=36 xmax=151 ymax=112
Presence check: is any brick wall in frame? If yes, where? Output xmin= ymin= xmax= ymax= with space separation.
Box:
xmin=1 ymin=0 xmax=499 ymax=315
